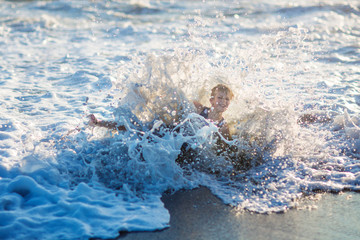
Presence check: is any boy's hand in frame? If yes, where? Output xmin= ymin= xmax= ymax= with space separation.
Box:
xmin=88 ymin=114 xmax=98 ymax=126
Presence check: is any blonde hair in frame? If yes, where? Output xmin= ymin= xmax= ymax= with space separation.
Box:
xmin=210 ymin=84 xmax=234 ymax=99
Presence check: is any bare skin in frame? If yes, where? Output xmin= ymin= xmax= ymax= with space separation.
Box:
xmin=88 ymin=86 xmax=233 ymax=140
xmin=88 ymin=114 xmax=126 ymax=131
xmin=193 ymin=90 xmax=232 ymax=140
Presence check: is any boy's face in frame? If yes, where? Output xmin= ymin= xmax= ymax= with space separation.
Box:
xmin=210 ymin=90 xmax=231 ymax=113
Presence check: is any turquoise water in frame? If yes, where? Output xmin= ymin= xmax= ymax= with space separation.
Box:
xmin=0 ymin=0 xmax=359 ymax=239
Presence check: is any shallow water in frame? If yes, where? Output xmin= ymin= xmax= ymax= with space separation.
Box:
xmin=121 ymin=187 xmax=360 ymax=240
xmin=0 ymin=0 xmax=360 ymax=239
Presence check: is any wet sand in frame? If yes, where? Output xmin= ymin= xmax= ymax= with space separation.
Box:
xmin=99 ymin=187 xmax=360 ymax=240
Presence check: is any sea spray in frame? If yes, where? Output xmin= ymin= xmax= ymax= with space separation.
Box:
xmin=73 ymin=41 xmax=335 ymax=213
xmin=1 ymin=1 xmax=360 ymax=239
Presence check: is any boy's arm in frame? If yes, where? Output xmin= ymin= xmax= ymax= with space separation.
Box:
xmin=96 ymin=120 xmax=126 ymax=131
xmin=88 ymin=114 xmax=126 ymax=131
xmin=193 ymin=100 xmax=204 ymax=114
xmin=219 ymin=123 xmax=232 ymax=140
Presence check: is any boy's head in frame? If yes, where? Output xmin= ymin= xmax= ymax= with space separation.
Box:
xmin=210 ymin=84 xmax=233 ymax=100
xmin=210 ymin=84 xmax=233 ymax=113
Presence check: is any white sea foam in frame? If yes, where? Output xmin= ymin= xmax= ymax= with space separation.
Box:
xmin=0 ymin=0 xmax=360 ymax=239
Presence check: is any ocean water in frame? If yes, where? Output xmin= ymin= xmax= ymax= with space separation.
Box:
xmin=0 ymin=0 xmax=359 ymax=239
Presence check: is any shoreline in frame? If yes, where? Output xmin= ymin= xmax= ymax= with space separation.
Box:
xmin=99 ymin=187 xmax=360 ymax=240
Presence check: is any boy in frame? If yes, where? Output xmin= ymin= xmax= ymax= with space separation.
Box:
xmin=193 ymin=84 xmax=233 ymax=140
xmin=89 ymin=84 xmax=242 ymax=170
xmin=89 ymin=84 xmax=234 ymax=139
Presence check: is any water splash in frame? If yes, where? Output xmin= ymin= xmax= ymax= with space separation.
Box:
xmin=1 ymin=1 xmax=360 ymax=239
